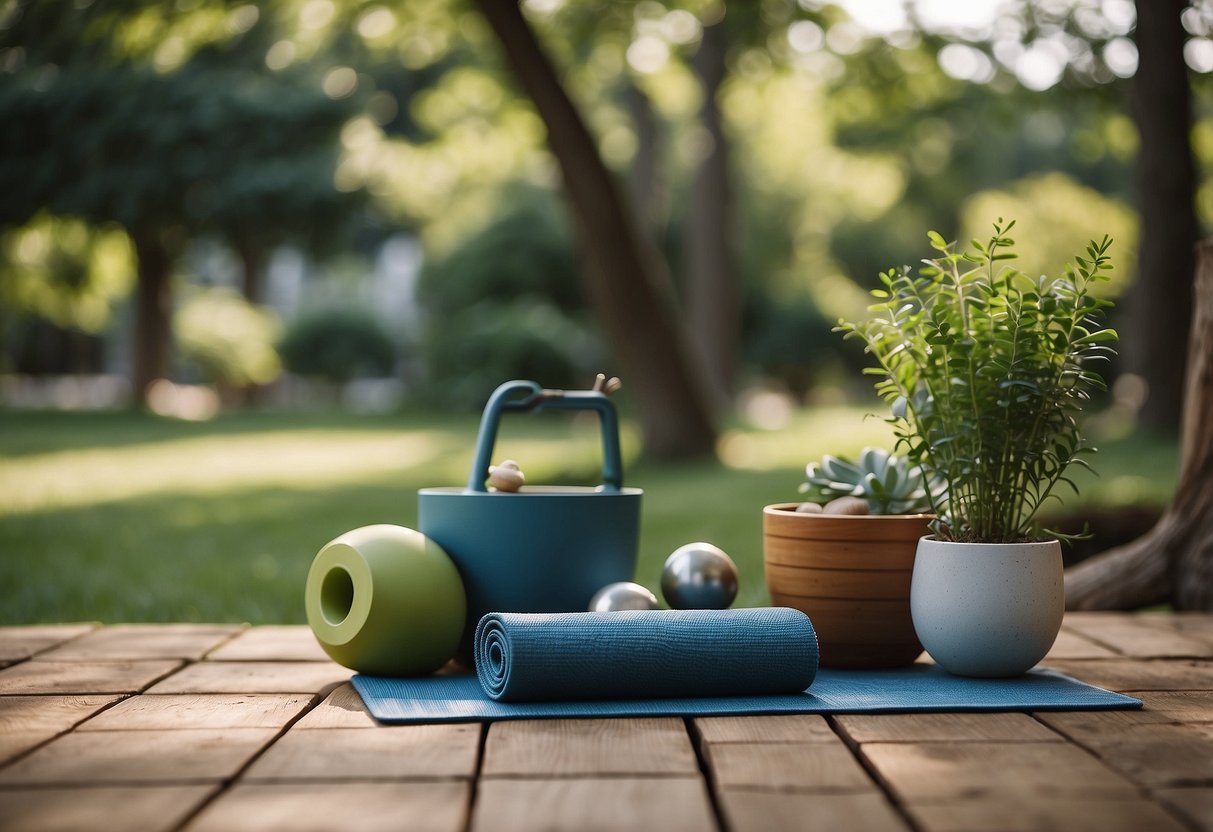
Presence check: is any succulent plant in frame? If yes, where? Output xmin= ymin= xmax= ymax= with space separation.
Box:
xmin=800 ymin=447 xmax=931 ymax=516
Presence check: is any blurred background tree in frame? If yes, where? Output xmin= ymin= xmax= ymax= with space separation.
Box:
xmin=0 ymin=0 xmax=1210 ymax=454
xmin=0 ymin=0 xmax=363 ymax=404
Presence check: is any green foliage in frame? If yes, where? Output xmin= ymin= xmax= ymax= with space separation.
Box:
xmin=416 ymin=188 xmax=602 ymax=407
xmin=278 ymin=307 xmax=399 ymax=383
xmin=422 ymin=298 xmax=603 ymax=409
xmin=961 ymin=173 xmax=1137 ymax=298
xmin=174 ymin=288 xmax=282 ymax=387
xmin=743 ymin=288 xmax=838 ymax=398
xmin=416 ymin=188 xmax=582 ymax=317
xmin=839 ymin=220 xmax=1119 ymax=543
xmin=0 ymin=61 xmax=359 ymax=244
xmin=799 ymin=447 xmax=931 ymax=515
xmin=0 ymin=214 xmax=134 ymax=333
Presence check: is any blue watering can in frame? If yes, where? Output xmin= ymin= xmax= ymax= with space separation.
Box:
xmin=418 ymin=380 xmax=643 ymax=654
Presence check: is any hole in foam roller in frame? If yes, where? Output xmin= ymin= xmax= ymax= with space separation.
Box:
xmin=321 ymin=566 xmax=355 ymax=627
xmin=490 ymin=641 xmax=504 ymax=669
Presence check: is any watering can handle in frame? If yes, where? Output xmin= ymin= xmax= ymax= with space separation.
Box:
xmin=466 ymin=380 xmax=624 ymax=493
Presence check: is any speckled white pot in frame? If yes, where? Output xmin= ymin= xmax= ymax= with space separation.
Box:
xmin=910 ymin=537 xmax=1064 ymax=677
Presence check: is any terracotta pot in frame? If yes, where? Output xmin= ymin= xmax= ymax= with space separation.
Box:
xmin=762 ymin=504 xmax=932 ymax=668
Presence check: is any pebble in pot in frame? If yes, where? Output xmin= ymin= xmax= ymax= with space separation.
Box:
xmin=823 ymin=496 xmax=869 ymax=515
xmin=589 ymin=581 xmax=660 ymax=612
xmin=488 ymin=459 xmax=525 ymax=492
xmin=661 ymin=542 xmax=739 ymax=610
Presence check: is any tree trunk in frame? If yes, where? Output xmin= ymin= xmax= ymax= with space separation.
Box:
xmin=624 ymin=83 xmax=663 ymax=237
xmin=682 ymin=20 xmax=739 ymax=412
xmin=237 ymin=239 xmax=268 ymax=305
xmin=131 ymin=230 xmax=173 ymax=407
xmin=473 ymin=0 xmax=716 ymax=459
xmin=1066 ymin=240 xmax=1213 ymax=609
xmin=1127 ymin=0 xmax=1198 ymax=434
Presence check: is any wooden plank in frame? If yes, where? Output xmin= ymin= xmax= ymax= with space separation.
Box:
xmin=861 ymin=741 xmax=1136 ymax=800
xmin=204 ymin=626 xmax=331 ymax=662
xmin=36 ymin=624 xmax=244 ymax=661
xmin=481 ymin=718 xmax=698 ymax=777
xmin=0 ymin=731 xmax=56 ymax=765
xmin=718 ymin=790 xmax=910 ymax=832
xmin=0 ymin=694 xmax=122 ymax=733
xmin=244 ymin=724 xmax=480 ymax=781
xmin=144 ymin=661 xmax=350 ymax=694
xmin=1044 ymin=659 xmax=1213 ymax=692
xmin=0 ymin=660 xmax=181 ymax=695
xmin=1154 ymin=787 xmax=1213 ymax=831
xmin=906 ymin=796 xmax=1188 ymax=832
xmin=292 ymin=683 xmax=376 ymax=729
xmin=1136 ymin=690 xmax=1213 ymax=722
xmin=694 ymin=715 xmax=835 ymax=744
xmin=1062 ymin=613 xmax=1211 ymax=658
xmin=0 ymin=784 xmax=217 ymax=832
xmin=1035 ymin=708 xmax=1178 ymax=742
xmin=0 ymin=728 xmax=278 ymax=784
xmin=469 ymin=777 xmax=716 ymax=832
xmin=0 ymin=624 xmax=98 ymax=663
xmin=705 ymin=741 xmax=876 ymax=791
xmin=1045 ymin=628 xmax=1119 ymax=660
xmin=834 ymin=712 xmax=1061 ymax=744
xmin=186 ymin=781 xmax=470 ymax=832
xmin=79 ymin=693 xmax=314 ymax=730
xmin=1069 ymin=723 xmax=1213 ymax=789
xmin=1145 ymin=612 xmax=1213 ymax=648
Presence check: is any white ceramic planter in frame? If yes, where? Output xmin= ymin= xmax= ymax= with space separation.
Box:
xmin=910 ymin=537 xmax=1064 ymax=677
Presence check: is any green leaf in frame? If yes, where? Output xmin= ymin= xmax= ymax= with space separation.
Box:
xmin=1073 ymin=329 xmax=1118 ymax=345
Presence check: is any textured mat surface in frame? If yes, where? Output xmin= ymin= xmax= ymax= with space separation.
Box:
xmin=352 ymin=664 xmax=1142 ymax=724
xmin=474 ymin=608 xmax=818 ymax=702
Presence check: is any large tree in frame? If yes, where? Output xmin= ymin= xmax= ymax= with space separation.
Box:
xmin=0 ymin=0 xmax=360 ymax=402
xmin=1067 ymin=240 xmax=1213 ymax=609
xmin=472 ymin=0 xmax=717 ymax=460
xmin=1126 ymin=0 xmax=1199 ymax=434
xmin=682 ymin=18 xmax=741 ymax=412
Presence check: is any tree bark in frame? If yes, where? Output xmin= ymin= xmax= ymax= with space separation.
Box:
xmin=624 ymin=83 xmax=663 ymax=237
xmin=1127 ymin=0 xmax=1198 ymax=434
xmin=473 ymin=0 xmax=716 ymax=459
xmin=236 ymin=239 xmax=268 ymax=305
xmin=683 ymin=20 xmax=740 ymax=412
xmin=1066 ymin=240 xmax=1213 ymax=609
xmin=131 ymin=229 xmax=173 ymax=407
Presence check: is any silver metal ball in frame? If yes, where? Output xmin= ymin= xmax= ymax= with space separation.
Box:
xmin=588 ymin=581 xmax=660 ymax=612
xmin=661 ymin=542 xmax=739 ymax=610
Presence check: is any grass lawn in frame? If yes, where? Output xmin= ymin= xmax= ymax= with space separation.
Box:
xmin=0 ymin=406 xmax=1180 ymax=625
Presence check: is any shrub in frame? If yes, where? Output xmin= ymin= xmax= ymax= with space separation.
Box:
xmin=278 ymin=307 xmax=398 ymax=383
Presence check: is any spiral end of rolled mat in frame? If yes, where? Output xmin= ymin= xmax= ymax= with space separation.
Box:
xmin=473 ymin=608 xmax=819 ymax=703
xmin=474 ymin=613 xmax=513 ymax=700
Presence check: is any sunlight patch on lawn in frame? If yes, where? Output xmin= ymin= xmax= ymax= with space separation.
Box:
xmin=718 ymin=406 xmax=898 ymax=471
xmin=0 ymin=429 xmax=461 ymax=515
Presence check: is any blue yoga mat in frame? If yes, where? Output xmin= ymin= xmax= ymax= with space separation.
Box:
xmin=474 ymin=608 xmax=818 ymax=702
xmin=352 ymin=665 xmax=1141 ymax=724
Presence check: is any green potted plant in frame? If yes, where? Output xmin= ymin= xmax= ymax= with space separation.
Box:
xmin=838 ymin=219 xmax=1118 ymax=676
xmin=763 ymin=447 xmax=933 ymax=668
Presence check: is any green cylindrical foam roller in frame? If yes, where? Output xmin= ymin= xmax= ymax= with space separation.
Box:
xmin=305 ymin=524 xmax=466 ymax=676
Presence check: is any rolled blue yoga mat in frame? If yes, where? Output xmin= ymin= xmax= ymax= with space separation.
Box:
xmin=473 ymin=607 xmax=819 ymax=702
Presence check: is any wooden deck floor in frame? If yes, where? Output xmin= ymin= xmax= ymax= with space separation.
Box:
xmin=1 ymin=613 xmax=1212 ymax=831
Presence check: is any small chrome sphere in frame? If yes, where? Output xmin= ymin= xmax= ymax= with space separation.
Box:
xmin=588 ymin=581 xmax=660 ymax=612
xmin=661 ymin=542 xmax=739 ymax=610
